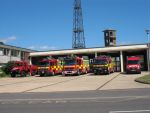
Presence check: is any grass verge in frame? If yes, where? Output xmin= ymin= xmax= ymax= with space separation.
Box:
xmin=135 ymin=74 xmax=150 ymax=84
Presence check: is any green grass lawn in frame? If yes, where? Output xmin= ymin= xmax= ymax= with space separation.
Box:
xmin=135 ymin=74 xmax=150 ymax=84
xmin=0 ymin=69 xmax=10 ymax=78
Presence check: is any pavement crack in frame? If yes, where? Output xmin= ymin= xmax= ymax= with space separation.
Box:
xmin=22 ymin=75 xmax=86 ymax=93
xmin=96 ymin=73 xmax=120 ymax=90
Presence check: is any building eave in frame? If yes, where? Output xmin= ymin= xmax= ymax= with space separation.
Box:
xmin=29 ymin=44 xmax=148 ymax=57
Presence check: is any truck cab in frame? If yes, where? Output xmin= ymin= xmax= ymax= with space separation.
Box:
xmin=92 ymin=56 xmax=115 ymax=75
xmin=11 ymin=61 xmax=30 ymax=77
xmin=38 ymin=59 xmax=63 ymax=76
xmin=62 ymin=56 xmax=89 ymax=76
xmin=126 ymin=56 xmax=141 ymax=74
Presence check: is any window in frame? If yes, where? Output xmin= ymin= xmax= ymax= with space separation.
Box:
xmin=21 ymin=51 xmax=25 ymax=60
xmin=3 ymin=48 xmax=10 ymax=56
xmin=11 ymin=50 xmax=19 ymax=57
xmin=110 ymin=38 xmax=113 ymax=42
xmin=106 ymin=39 xmax=109 ymax=44
xmin=110 ymin=32 xmax=113 ymax=36
xmin=0 ymin=48 xmax=3 ymax=55
xmin=105 ymin=32 xmax=108 ymax=37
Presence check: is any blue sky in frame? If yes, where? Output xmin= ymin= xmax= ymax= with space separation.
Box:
xmin=0 ymin=0 xmax=150 ymax=51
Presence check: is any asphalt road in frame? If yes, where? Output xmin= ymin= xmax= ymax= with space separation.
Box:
xmin=0 ymin=88 xmax=150 ymax=113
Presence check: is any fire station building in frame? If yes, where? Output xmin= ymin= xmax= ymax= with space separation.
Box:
xmin=29 ymin=43 xmax=149 ymax=72
xmin=29 ymin=29 xmax=149 ymax=73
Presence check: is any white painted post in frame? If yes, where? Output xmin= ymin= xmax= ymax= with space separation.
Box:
xmin=95 ymin=52 xmax=97 ymax=58
xmin=120 ymin=51 xmax=124 ymax=73
xmin=29 ymin=57 xmax=32 ymax=65
xmin=147 ymin=49 xmax=150 ymax=71
xmin=9 ymin=49 xmax=12 ymax=61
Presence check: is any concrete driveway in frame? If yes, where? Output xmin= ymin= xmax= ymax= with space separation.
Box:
xmin=0 ymin=72 xmax=149 ymax=93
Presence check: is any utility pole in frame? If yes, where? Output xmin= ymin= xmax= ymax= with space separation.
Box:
xmin=145 ymin=30 xmax=150 ymax=71
xmin=72 ymin=0 xmax=85 ymax=49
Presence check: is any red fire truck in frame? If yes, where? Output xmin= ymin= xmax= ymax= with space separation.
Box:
xmin=126 ymin=56 xmax=141 ymax=74
xmin=38 ymin=58 xmax=63 ymax=76
xmin=10 ymin=61 xmax=38 ymax=77
xmin=92 ymin=56 xmax=115 ymax=75
xmin=62 ymin=56 xmax=89 ymax=76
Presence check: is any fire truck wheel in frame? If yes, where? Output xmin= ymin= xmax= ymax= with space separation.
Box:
xmin=106 ymin=70 xmax=110 ymax=75
xmin=94 ymin=70 xmax=98 ymax=75
xmin=30 ymin=71 xmax=36 ymax=76
xmin=94 ymin=72 xmax=98 ymax=75
xmin=77 ymin=70 xmax=81 ymax=75
xmin=11 ymin=73 xmax=16 ymax=77
xmin=21 ymin=71 xmax=27 ymax=77
xmin=138 ymin=71 xmax=141 ymax=74
xmin=40 ymin=74 xmax=45 ymax=77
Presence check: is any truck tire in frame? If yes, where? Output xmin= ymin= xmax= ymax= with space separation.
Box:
xmin=77 ymin=70 xmax=81 ymax=76
xmin=94 ymin=70 xmax=98 ymax=75
xmin=106 ymin=70 xmax=110 ymax=75
xmin=21 ymin=71 xmax=27 ymax=77
xmin=138 ymin=71 xmax=141 ymax=74
xmin=30 ymin=71 xmax=36 ymax=76
xmin=40 ymin=74 xmax=45 ymax=77
xmin=11 ymin=73 xmax=16 ymax=77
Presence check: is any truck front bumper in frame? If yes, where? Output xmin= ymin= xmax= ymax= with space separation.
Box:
xmin=38 ymin=70 xmax=53 ymax=76
xmin=126 ymin=68 xmax=141 ymax=74
xmin=62 ymin=70 xmax=78 ymax=75
xmin=93 ymin=68 xmax=108 ymax=74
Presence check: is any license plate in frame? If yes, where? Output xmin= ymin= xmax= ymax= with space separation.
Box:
xmin=131 ymin=70 xmax=136 ymax=71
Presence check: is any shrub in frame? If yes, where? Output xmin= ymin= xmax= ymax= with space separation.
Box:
xmin=1 ymin=61 xmax=16 ymax=74
xmin=0 ymin=71 xmax=10 ymax=77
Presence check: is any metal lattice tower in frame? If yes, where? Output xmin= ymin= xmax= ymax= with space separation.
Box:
xmin=72 ymin=0 xmax=85 ymax=49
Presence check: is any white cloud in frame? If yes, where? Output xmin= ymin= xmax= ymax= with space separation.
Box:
xmin=28 ymin=46 xmax=36 ymax=50
xmin=28 ymin=45 xmax=57 ymax=51
xmin=0 ymin=36 xmax=17 ymax=43
xmin=39 ymin=46 xmax=50 ymax=50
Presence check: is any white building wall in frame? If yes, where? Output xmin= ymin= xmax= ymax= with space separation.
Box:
xmin=0 ymin=55 xmax=21 ymax=63
xmin=0 ymin=51 xmax=2 ymax=55
xmin=10 ymin=56 xmax=21 ymax=62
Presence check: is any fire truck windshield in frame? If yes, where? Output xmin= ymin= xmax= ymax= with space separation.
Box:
xmin=128 ymin=60 xmax=139 ymax=65
xmin=94 ymin=60 xmax=107 ymax=65
xmin=39 ymin=61 xmax=50 ymax=66
xmin=64 ymin=60 xmax=76 ymax=66
xmin=15 ymin=63 xmax=23 ymax=67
